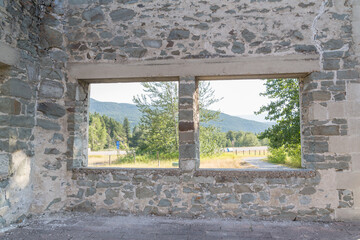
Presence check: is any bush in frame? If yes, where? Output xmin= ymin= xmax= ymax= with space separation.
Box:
xmin=286 ymin=144 xmax=301 ymax=168
xmin=267 ymin=146 xmax=287 ymax=164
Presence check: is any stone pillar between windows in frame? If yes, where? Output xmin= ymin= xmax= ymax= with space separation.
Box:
xmin=179 ymin=76 xmax=200 ymax=171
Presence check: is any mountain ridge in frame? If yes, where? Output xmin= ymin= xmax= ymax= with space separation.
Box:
xmin=89 ymin=98 xmax=273 ymax=133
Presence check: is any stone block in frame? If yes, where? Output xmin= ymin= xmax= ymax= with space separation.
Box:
xmin=231 ymin=42 xmax=245 ymax=54
xmin=179 ymin=121 xmax=194 ymax=131
xmin=37 ymin=118 xmax=61 ymax=131
xmin=311 ymin=91 xmax=331 ymax=101
xmin=39 ymin=80 xmax=64 ymax=99
xmin=110 ymin=8 xmax=136 ymax=22
xmin=136 ymin=187 xmax=155 ymax=199
xmin=0 ymin=153 xmax=9 ymax=175
xmin=323 ymin=59 xmax=340 ymax=70
xmin=37 ymin=102 xmax=66 ymax=119
xmin=179 ymin=131 xmax=195 ymax=143
xmin=0 ymin=98 xmax=21 ymax=115
xmin=179 ymin=159 xmax=196 ymax=171
xmin=179 ymin=144 xmax=197 ymax=159
xmin=82 ymin=7 xmax=104 ymax=23
xmin=311 ymin=126 xmax=340 ymax=136
xmin=337 ymin=70 xmax=359 ymax=80
xmin=9 ymin=116 xmax=34 ymax=128
xmin=168 ymin=29 xmax=190 ymax=40
xmin=142 ymin=39 xmax=162 ymax=48
xmin=179 ymin=83 xmax=195 ymax=97
xmin=1 ymin=78 xmax=32 ymax=99
xmin=179 ymin=109 xmax=193 ymax=121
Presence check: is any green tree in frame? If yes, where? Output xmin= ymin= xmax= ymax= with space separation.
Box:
xmin=133 ymin=82 xmax=179 ymax=153
xmin=123 ymin=117 xmax=131 ymax=146
xmin=133 ymin=81 xmax=222 ymax=155
xmin=88 ymin=113 xmax=108 ymax=151
xmin=255 ymin=78 xmax=300 ymax=148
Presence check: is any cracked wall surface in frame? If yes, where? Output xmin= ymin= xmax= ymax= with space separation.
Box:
xmin=0 ymin=0 xmax=359 ymax=227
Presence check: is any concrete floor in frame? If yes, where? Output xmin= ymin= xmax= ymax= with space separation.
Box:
xmin=1 ymin=213 xmax=360 ymax=240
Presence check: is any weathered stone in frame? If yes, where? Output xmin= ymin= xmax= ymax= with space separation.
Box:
xmin=294 ymin=45 xmax=317 ymax=53
xmin=96 ymin=182 xmax=121 ymax=188
xmin=0 ymin=154 xmax=9 ymax=175
xmin=44 ymin=148 xmax=60 ymax=155
xmin=70 ymin=201 xmax=96 ymax=213
xmin=209 ymin=187 xmax=232 ymax=194
xmin=124 ymin=47 xmax=147 ymax=58
xmin=195 ymin=23 xmax=209 ymax=30
xmin=337 ymin=70 xmax=359 ymax=80
xmin=299 ymin=187 xmax=316 ymax=195
xmin=1 ymin=79 xmax=32 ymax=99
xmin=256 ymin=46 xmax=271 ymax=54
xmin=37 ymin=119 xmax=61 ymax=131
xmin=142 ymin=39 xmax=162 ymax=48
xmin=158 ymin=199 xmax=171 ymax=207
xmin=234 ymin=185 xmax=253 ymax=193
xmin=323 ymin=39 xmax=343 ymax=50
xmin=323 ymin=59 xmax=340 ymax=70
xmin=110 ymin=8 xmax=136 ymax=21
xmin=0 ymin=98 xmax=21 ymax=115
xmin=231 ymin=42 xmax=245 ymax=54
xmin=311 ymin=126 xmax=339 ymax=136
xmin=38 ymin=102 xmax=66 ymax=119
xmin=168 ymin=29 xmax=190 ymax=40
xmin=41 ymin=26 xmax=63 ymax=48
xmin=39 ymin=80 xmax=64 ymax=99
xmin=241 ymin=29 xmax=256 ymax=42
xmin=241 ymin=194 xmax=256 ymax=204
xmin=82 ymin=7 xmax=105 ymax=23
xmin=136 ymin=187 xmax=155 ymax=199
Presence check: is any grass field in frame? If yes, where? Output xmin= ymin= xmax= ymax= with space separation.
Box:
xmin=88 ymin=152 xmax=268 ymax=169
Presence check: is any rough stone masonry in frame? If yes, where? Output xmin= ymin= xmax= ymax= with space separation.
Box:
xmin=0 ymin=0 xmax=359 ymax=228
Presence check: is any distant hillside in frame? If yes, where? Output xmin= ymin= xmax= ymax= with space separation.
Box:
xmin=90 ymin=99 xmax=140 ymax=127
xmin=89 ymin=98 xmax=273 ymax=133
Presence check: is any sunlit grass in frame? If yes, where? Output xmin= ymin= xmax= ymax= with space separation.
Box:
xmin=88 ymin=151 xmax=267 ymax=169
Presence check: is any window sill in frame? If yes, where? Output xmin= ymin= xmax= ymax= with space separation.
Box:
xmin=73 ymin=167 xmax=315 ymax=179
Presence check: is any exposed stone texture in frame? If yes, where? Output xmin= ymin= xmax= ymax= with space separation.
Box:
xmin=0 ymin=0 xmax=359 ymax=229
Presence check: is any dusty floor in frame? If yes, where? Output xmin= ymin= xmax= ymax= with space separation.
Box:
xmin=1 ymin=213 xmax=360 ymax=240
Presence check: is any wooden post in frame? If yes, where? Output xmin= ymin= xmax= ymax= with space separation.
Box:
xmin=157 ymin=151 xmax=160 ymax=167
xmin=109 ymin=155 xmax=111 ymax=165
xmin=236 ymin=150 xmax=238 ymax=155
xmin=249 ymin=150 xmax=251 ymax=155
xmin=243 ymin=150 xmax=245 ymax=155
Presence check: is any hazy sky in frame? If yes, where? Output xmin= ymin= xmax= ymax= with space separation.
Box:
xmin=90 ymin=80 xmax=271 ymax=122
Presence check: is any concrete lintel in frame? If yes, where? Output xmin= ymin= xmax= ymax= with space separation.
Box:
xmin=0 ymin=42 xmax=20 ymax=67
xmin=68 ymin=54 xmax=320 ymax=82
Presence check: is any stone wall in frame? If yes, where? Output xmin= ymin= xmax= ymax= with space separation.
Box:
xmin=0 ymin=0 xmax=42 ymax=227
xmin=0 ymin=0 xmax=359 ymax=227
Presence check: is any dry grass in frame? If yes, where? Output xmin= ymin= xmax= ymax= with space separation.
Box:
xmin=89 ymin=152 xmax=267 ymax=169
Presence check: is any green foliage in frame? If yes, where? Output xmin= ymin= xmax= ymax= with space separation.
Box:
xmin=200 ymin=126 xmax=226 ymax=156
xmin=133 ymin=82 xmax=179 ymax=154
xmin=88 ymin=113 xmax=109 ymax=151
xmin=123 ymin=117 xmax=131 ymax=145
xmin=267 ymin=144 xmax=302 ymax=168
xmin=224 ymin=130 xmax=266 ymax=147
xmin=267 ymin=146 xmax=287 ymax=164
xmin=286 ymin=144 xmax=302 ymax=168
xmin=88 ymin=112 xmax=128 ymax=151
xmin=255 ymin=78 xmax=300 ymax=148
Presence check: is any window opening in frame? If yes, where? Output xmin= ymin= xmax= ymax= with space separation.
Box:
xmin=198 ymin=79 xmax=301 ymax=169
xmin=88 ymin=81 xmax=179 ymax=168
